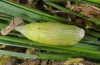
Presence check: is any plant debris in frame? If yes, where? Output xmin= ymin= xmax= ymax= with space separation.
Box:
xmin=66 ymin=3 xmax=100 ymax=18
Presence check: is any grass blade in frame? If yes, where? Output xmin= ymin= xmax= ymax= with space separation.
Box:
xmin=0 ymin=50 xmax=37 ymax=59
xmin=0 ymin=23 xmax=7 ymax=29
xmin=86 ymin=30 xmax=100 ymax=38
xmin=82 ymin=35 xmax=98 ymax=41
xmin=0 ymin=40 xmax=100 ymax=61
xmin=82 ymin=41 xmax=100 ymax=46
xmin=0 ymin=14 xmax=12 ymax=21
xmin=85 ymin=0 xmax=100 ymax=4
xmin=0 ymin=50 xmax=71 ymax=60
xmin=0 ymin=0 xmax=69 ymax=23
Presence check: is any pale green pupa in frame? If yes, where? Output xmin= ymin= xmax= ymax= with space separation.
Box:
xmin=15 ymin=22 xmax=85 ymax=46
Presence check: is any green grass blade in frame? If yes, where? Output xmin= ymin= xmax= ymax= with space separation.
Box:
xmin=86 ymin=30 xmax=100 ymax=38
xmin=0 ymin=0 xmax=69 ymax=23
xmin=0 ymin=50 xmax=71 ymax=60
xmin=0 ymin=40 xmax=65 ymax=52
xmin=82 ymin=41 xmax=100 ymax=46
xmin=0 ymin=14 xmax=12 ymax=21
xmin=82 ymin=35 xmax=98 ymax=41
xmin=0 ymin=50 xmax=37 ymax=59
xmin=37 ymin=53 xmax=71 ymax=60
xmin=45 ymin=2 xmax=100 ymax=24
xmin=0 ymin=23 xmax=7 ymax=29
xmin=92 ymin=29 xmax=100 ymax=32
xmin=0 ymin=40 xmax=100 ymax=61
xmin=0 ymin=39 xmax=99 ymax=53
xmin=85 ymin=0 xmax=100 ymax=4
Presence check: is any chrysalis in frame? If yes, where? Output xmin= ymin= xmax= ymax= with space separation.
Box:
xmin=15 ymin=22 xmax=85 ymax=46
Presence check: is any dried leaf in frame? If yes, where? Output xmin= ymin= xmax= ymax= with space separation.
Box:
xmin=0 ymin=55 xmax=16 ymax=65
xmin=6 ymin=58 xmax=17 ymax=65
xmin=64 ymin=58 xmax=84 ymax=65
xmin=64 ymin=58 xmax=97 ymax=65
xmin=19 ymin=0 xmax=28 ymax=4
xmin=20 ymin=59 xmax=40 ymax=65
xmin=66 ymin=3 xmax=100 ymax=18
xmin=27 ymin=0 xmax=33 ymax=7
xmin=52 ymin=60 xmax=63 ymax=65
xmin=41 ymin=60 xmax=48 ymax=65
xmin=26 ymin=48 xmax=35 ymax=54
xmin=0 ymin=45 xmax=6 ymax=49
xmin=80 ymin=61 xmax=97 ymax=65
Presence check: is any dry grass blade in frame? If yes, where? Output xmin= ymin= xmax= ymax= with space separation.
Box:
xmin=45 ymin=2 xmax=100 ymax=24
